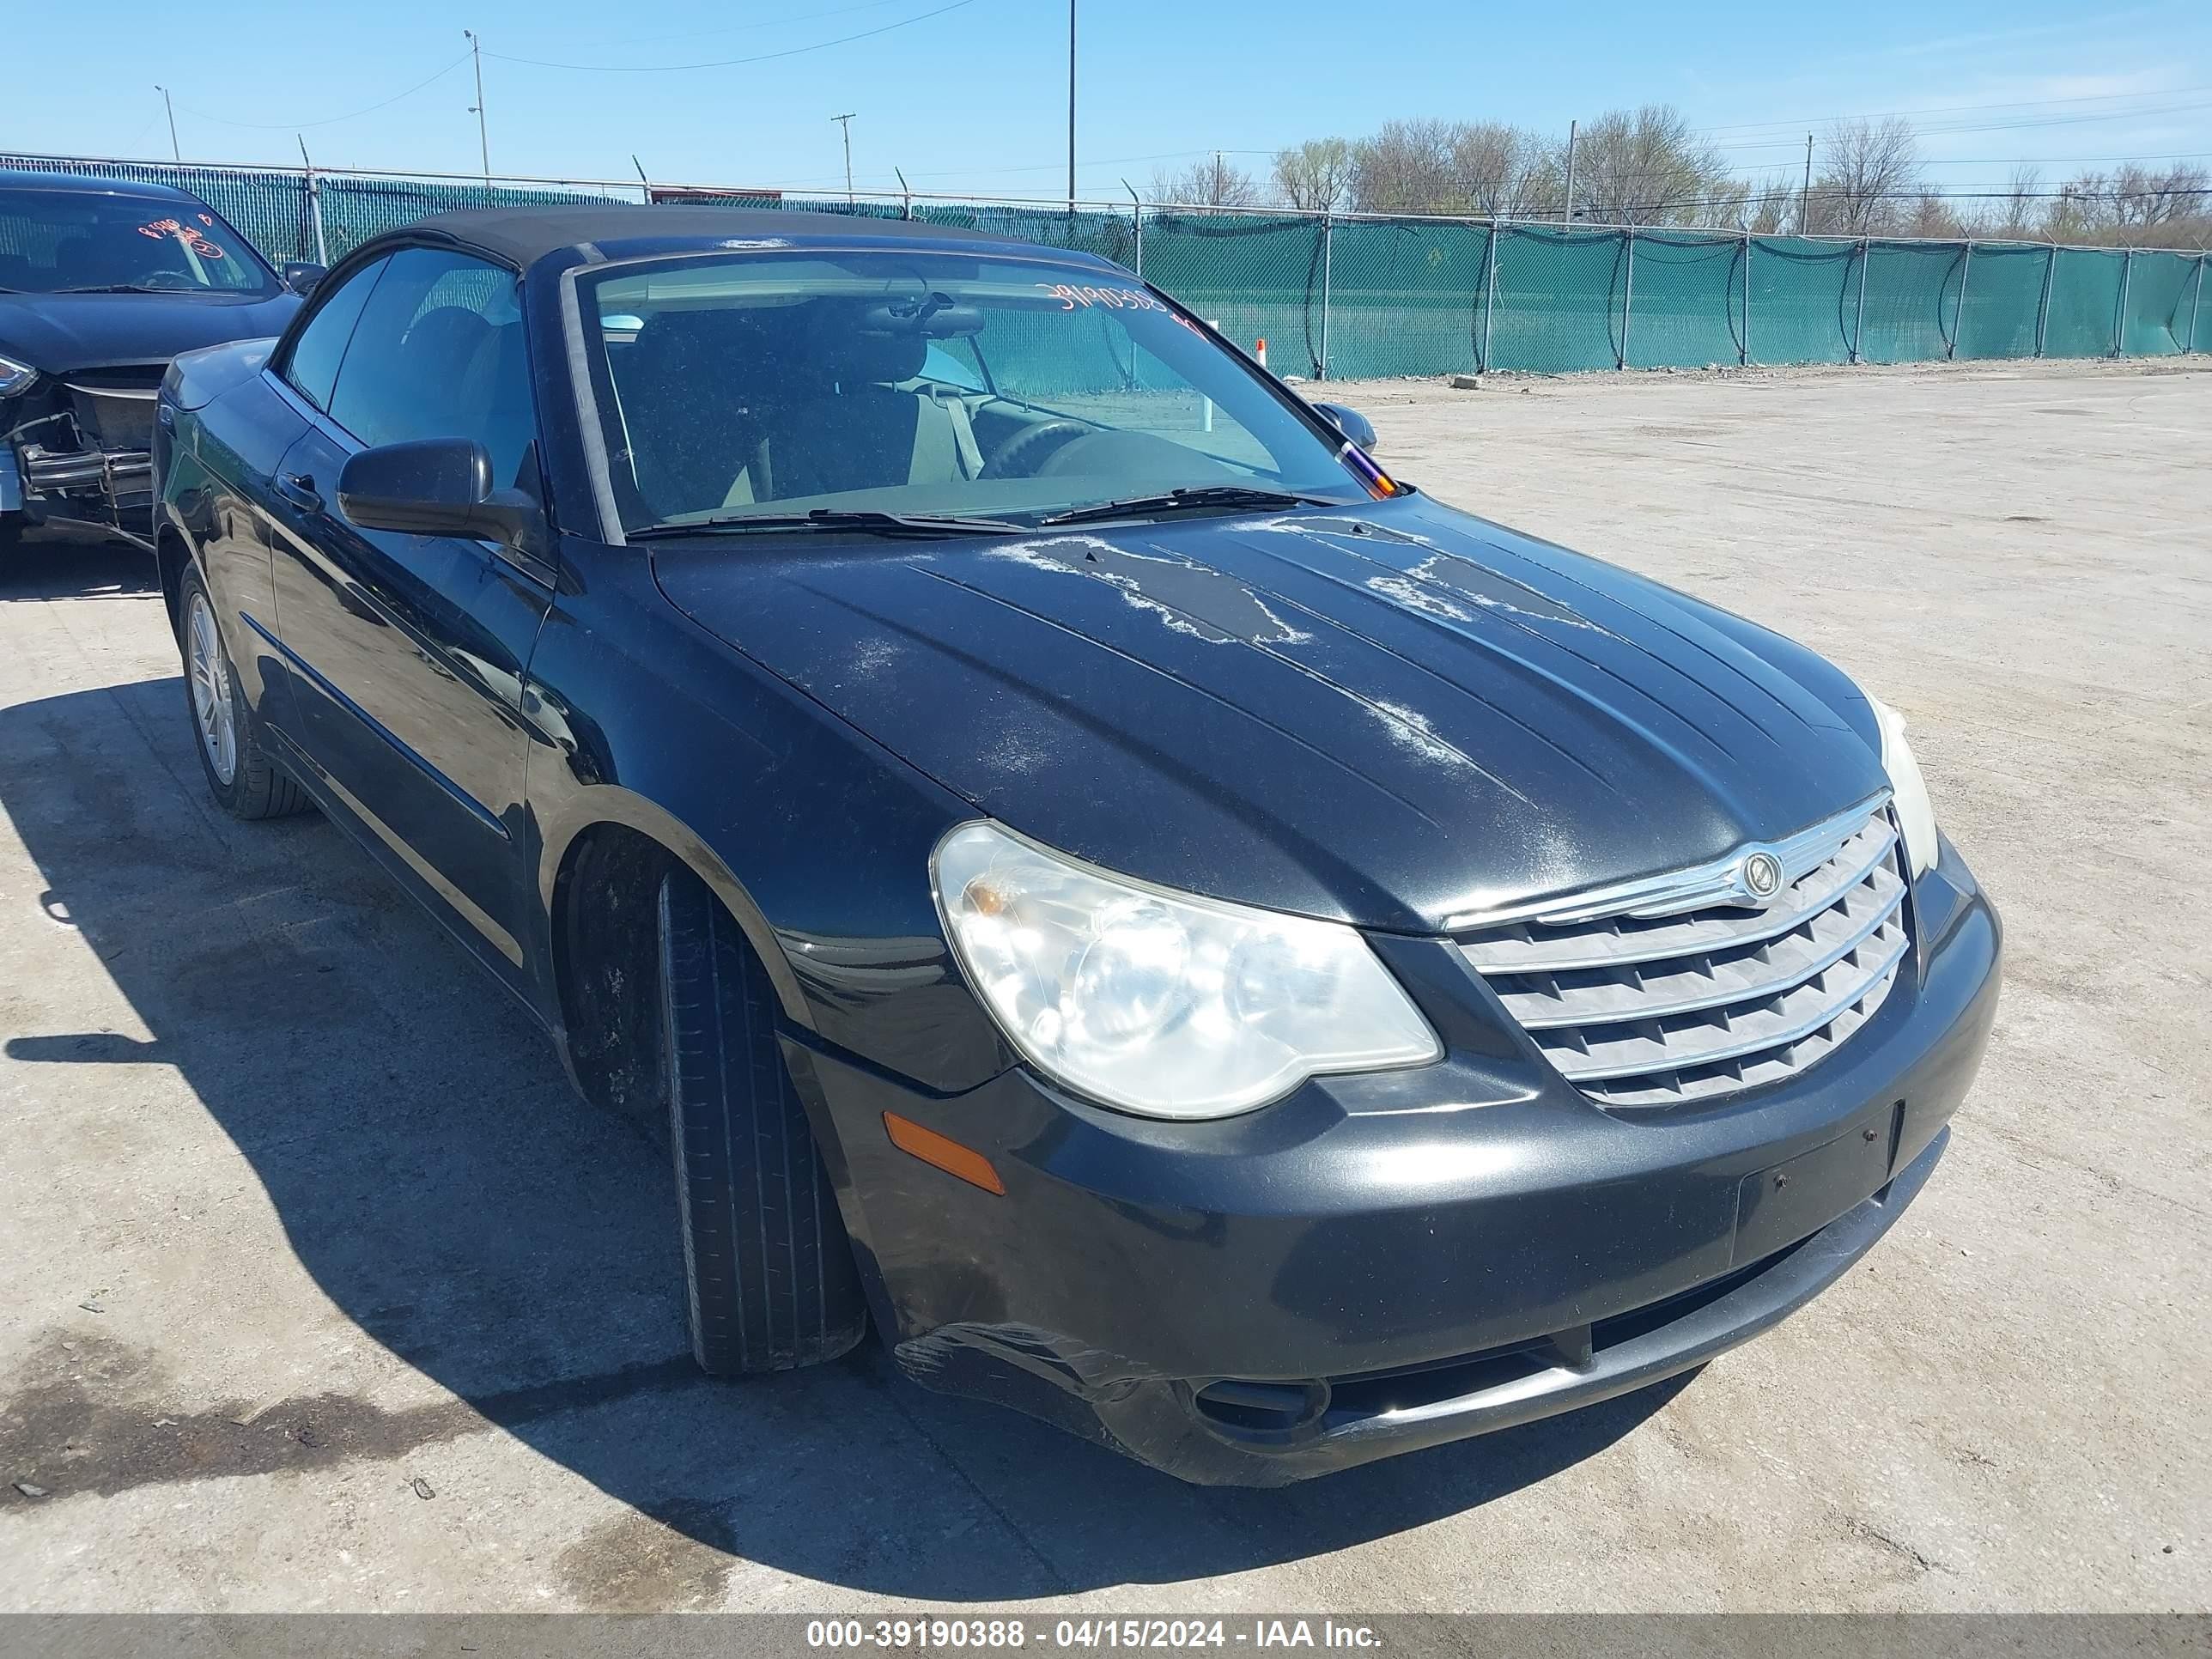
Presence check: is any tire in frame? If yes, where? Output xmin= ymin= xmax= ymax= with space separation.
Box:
xmin=177 ymin=562 xmax=310 ymax=821
xmin=658 ymin=866 xmax=868 ymax=1375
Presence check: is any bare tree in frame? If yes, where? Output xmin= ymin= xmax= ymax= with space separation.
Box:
xmin=1349 ymin=119 xmax=1465 ymax=213
xmin=1148 ymin=155 xmax=1263 ymax=210
xmin=1699 ymin=177 xmax=1753 ymax=231
xmin=2110 ymin=162 xmax=2212 ymax=244
xmin=2037 ymin=164 xmax=2211 ymax=246
xmin=1906 ymin=191 xmax=1964 ymax=240
xmin=1975 ymin=165 xmax=2043 ymax=240
xmin=1747 ymin=174 xmax=1797 ymax=234
xmin=1810 ymin=117 xmax=1921 ymax=234
xmin=1565 ymin=105 xmax=1729 ymax=226
xmin=1449 ymin=121 xmax=1547 ymax=217
xmin=1273 ymin=138 xmax=1355 ymax=214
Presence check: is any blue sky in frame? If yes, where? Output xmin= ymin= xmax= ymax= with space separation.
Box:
xmin=6 ymin=0 xmax=2209 ymax=204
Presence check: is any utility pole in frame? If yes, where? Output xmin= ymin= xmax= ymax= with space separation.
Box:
xmin=299 ymin=134 xmax=329 ymax=266
xmin=832 ymin=112 xmax=857 ymax=203
xmin=1563 ymin=118 xmax=1577 ymax=225
xmin=464 ymin=29 xmax=489 ymax=188
xmin=1802 ymin=132 xmax=1814 ymax=234
xmin=154 ymin=86 xmax=179 ymax=162
xmin=1066 ymin=0 xmax=1078 ymax=214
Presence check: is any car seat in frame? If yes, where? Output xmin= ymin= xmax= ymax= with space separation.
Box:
xmin=766 ymin=309 xmax=966 ymax=500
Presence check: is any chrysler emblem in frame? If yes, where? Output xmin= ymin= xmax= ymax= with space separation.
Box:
xmin=1740 ymin=851 xmax=1784 ymax=902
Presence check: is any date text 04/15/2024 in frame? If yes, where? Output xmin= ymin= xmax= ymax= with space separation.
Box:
xmin=805 ymin=1620 xmax=1385 ymax=1650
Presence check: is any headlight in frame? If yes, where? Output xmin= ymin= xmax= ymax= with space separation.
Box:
xmin=933 ymin=821 xmax=1442 ymax=1119
xmin=1845 ymin=676 xmax=1938 ymax=878
xmin=0 ymin=351 xmax=37 ymax=398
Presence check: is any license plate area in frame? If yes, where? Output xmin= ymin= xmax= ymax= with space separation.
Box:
xmin=1734 ymin=1102 xmax=1902 ymax=1264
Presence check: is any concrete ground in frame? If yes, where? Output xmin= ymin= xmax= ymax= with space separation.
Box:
xmin=1 ymin=359 xmax=2207 ymax=1613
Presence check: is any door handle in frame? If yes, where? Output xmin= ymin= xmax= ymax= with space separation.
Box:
xmin=274 ymin=471 xmax=322 ymax=514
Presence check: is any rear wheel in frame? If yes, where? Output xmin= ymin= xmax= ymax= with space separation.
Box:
xmin=657 ymin=866 xmax=868 ymax=1375
xmin=178 ymin=563 xmax=309 ymax=821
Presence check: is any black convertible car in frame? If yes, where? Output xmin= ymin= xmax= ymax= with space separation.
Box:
xmin=154 ymin=204 xmax=2000 ymax=1485
xmin=2 ymin=168 xmax=318 ymax=556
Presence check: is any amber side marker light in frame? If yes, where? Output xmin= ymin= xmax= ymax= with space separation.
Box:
xmin=884 ymin=1111 xmax=1006 ymax=1195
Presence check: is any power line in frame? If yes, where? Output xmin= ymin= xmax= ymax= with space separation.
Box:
xmin=171 ymin=52 xmax=471 ymax=131
xmin=488 ymin=0 xmax=981 ymax=73
xmin=1715 ymin=100 xmax=2212 ymax=151
xmin=1762 ymin=150 xmax=2212 ymax=167
xmin=606 ymin=0 xmax=923 ymax=48
xmin=1693 ymin=84 xmax=2212 ymax=136
xmin=898 ymin=146 xmax=1276 ymax=181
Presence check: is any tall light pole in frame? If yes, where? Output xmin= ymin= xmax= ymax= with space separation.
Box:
xmin=464 ymin=29 xmax=490 ymax=188
xmin=1066 ymin=0 xmax=1077 ymax=214
xmin=154 ymin=86 xmax=179 ymax=162
xmin=1562 ymin=118 xmax=1577 ymax=225
xmin=832 ymin=112 xmax=857 ymax=203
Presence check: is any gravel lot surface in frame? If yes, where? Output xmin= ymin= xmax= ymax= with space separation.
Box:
xmin=2 ymin=358 xmax=2207 ymax=1613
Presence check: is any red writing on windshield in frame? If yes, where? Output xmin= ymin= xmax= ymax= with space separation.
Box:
xmin=137 ymin=217 xmax=227 ymax=260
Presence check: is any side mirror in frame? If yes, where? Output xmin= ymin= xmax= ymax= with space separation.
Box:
xmin=337 ymin=437 xmax=544 ymax=556
xmin=281 ymin=261 xmax=327 ymax=296
xmin=1310 ymin=401 xmax=1378 ymax=455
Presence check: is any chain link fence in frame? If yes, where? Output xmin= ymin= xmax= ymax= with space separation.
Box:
xmin=7 ymin=151 xmax=2206 ymax=376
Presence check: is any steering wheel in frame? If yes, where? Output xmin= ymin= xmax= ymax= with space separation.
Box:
xmin=131 ymin=269 xmax=198 ymax=290
xmin=980 ymin=419 xmax=1091 ymax=479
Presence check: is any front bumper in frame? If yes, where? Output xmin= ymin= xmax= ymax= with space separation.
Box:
xmin=4 ymin=378 xmax=160 ymax=544
xmin=786 ymin=836 xmax=2001 ymax=1485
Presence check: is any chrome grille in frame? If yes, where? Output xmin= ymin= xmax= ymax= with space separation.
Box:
xmin=1461 ymin=800 xmax=1908 ymax=1107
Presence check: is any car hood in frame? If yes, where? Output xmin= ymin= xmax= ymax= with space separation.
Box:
xmin=651 ymin=495 xmax=1887 ymax=933
xmin=0 ymin=289 xmax=298 ymax=374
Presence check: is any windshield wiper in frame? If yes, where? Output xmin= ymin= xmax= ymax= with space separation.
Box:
xmin=629 ymin=507 xmax=1026 ymax=541
xmin=52 ymin=283 xmax=178 ymax=295
xmin=1036 ymin=485 xmax=1334 ymax=526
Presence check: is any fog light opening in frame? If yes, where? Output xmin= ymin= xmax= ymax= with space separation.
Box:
xmin=1191 ymin=1377 xmax=1332 ymax=1443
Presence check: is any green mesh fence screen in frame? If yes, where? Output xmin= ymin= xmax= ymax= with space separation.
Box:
xmin=1311 ymin=217 xmax=1492 ymax=380
xmin=1955 ymin=243 xmax=2049 ymax=360
xmin=2121 ymin=249 xmax=2201 ymax=356
xmin=2042 ymin=248 xmax=2126 ymax=358
xmin=315 ymin=175 xmax=630 ymax=259
xmin=1489 ymin=228 xmax=1629 ymax=373
xmin=1857 ymin=241 xmax=1964 ymax=362
xmin=1747 ymin=238 xmax=1861 ymax=364
xmin=1133 ymin=212 xmax=1323 ymax=374
xmin=4 ymin=155 xmax=2205 ymax=376
xmin=1623 ymin=232 xmax=1746 ymax=368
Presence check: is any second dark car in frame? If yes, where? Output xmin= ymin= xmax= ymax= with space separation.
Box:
xmin=155 ymin=204 xmax=2001 ymax=1486
xmin=1 ymin=168 xmax=316 ymax=556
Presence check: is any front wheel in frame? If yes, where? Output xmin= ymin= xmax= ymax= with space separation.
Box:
xmin=658 ymin=867 xmax=869 ymax=1375
xmin=177 ymin=563 xmax=309 ymax=821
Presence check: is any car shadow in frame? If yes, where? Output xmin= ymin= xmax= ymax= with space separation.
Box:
xmin=0 ymin=531 xmax=157 ymax=602
xmin=1 ymin=672 xmax=1686 ymax=1603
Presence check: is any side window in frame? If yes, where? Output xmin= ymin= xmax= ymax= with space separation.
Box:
xmin=283 ymin=256 xmax=386 ymax=411
xmin=326 ymin=246 xmax=537 ymax=491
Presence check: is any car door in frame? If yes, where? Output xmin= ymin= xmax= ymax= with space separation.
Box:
xmin=247 ymin=252 xmax=386 ymax=736
xmin=265 ymin=246 xmax=552 ymax=990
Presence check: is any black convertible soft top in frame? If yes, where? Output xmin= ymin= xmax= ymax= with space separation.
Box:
xmin=386 ymin=202 xmax=1042 ymax=270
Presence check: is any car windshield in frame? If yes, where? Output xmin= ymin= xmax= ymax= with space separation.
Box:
xmin=575 ymin=249 xmax=1387 ymax=534
xmin=0 ymin=186 xmax=278 ymax=296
